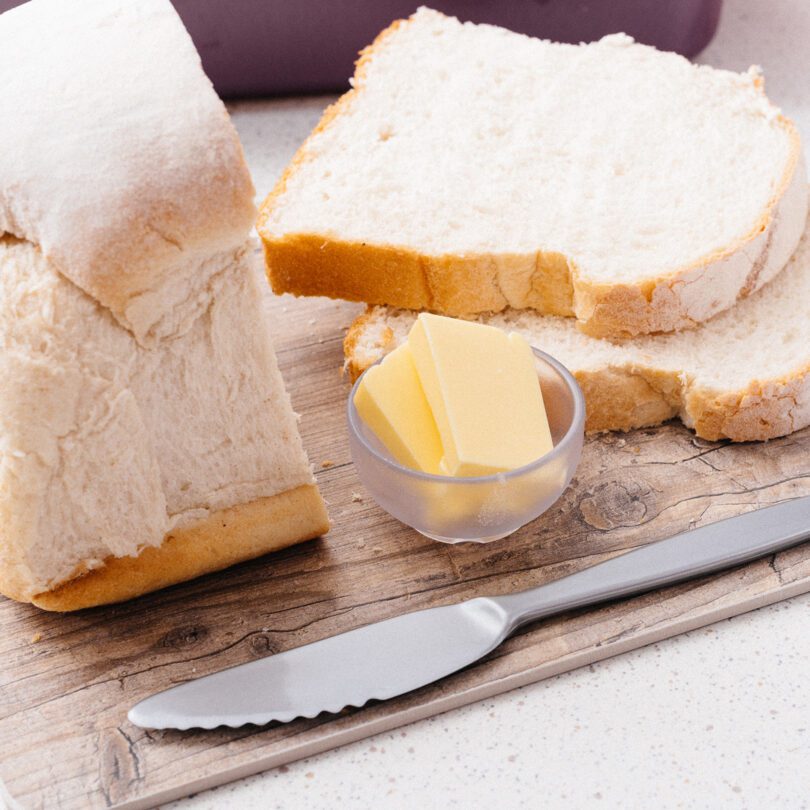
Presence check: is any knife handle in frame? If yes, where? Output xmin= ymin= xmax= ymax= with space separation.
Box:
xmin=494 ymin=496 xmax=810 ymax=632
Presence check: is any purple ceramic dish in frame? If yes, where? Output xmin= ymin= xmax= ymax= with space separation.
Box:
xmin=1 ymin=0 xmax=723 ymax=97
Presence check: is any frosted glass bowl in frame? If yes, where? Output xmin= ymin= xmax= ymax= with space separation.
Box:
xmin=347 ymin=347 xmax=585 ymax=544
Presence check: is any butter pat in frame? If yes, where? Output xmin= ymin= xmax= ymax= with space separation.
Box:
xmin=353 ymin=343 xmax=443 ymax=474
xmin=408 ymin=314 xmax=553 ymax=476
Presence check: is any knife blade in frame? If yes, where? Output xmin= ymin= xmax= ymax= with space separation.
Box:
xmin=129 ymin=495 xmax=810 ymax=730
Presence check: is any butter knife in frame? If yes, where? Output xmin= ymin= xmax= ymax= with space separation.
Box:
xmin=129 ymin=496 xmax=810 ymax=730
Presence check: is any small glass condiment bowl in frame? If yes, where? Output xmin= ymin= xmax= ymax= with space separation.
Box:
xmin=347 ymin=347 xmax=585 ymax=544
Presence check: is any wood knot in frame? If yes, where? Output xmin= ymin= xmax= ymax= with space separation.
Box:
xmin=249 ymin=634 xmax=280 ymax=657
xmin=578 ymin=480 xmax=651 ymax=531
xmin=159 ymin=625 xmax=209 ymax=650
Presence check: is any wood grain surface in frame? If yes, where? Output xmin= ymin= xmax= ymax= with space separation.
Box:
xmin=3 ymin=287 xmax=810 ymax=810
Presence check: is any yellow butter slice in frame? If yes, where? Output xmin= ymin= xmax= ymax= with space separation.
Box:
xmin=408 ymin=313 xmax=553 ymax=476
xmin=353 ymin=343 xmax=444 ymax=474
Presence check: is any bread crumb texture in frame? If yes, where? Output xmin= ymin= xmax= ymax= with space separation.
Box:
xmin=0 ymin=239 xmax=317 ymax=602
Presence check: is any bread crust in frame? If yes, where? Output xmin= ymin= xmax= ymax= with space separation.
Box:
xmin=22 ymin=484 xmax=329 ymax=612
xmin=258 ymin=12 xmax=807 ymax=340
xmin=343 ymin=309 xmax=810 ymax=443
xmin=0 ymin=0 xmax=257 ymax=344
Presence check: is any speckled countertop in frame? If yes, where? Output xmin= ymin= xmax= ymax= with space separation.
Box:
xmin=166 ymin=2 xmax=810 ymax=807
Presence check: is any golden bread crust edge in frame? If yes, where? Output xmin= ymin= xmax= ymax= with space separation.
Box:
xmin=343 ymin=309 xmax=810 ymax=443
xmin=257 ymin=11 xmax=806 ymax=339
xmin=22 ymin=484 xmax=329 ymax=612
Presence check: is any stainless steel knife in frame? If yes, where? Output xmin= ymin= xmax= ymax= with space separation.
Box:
xmin=128 ymin=496 xmax=810 ymax=730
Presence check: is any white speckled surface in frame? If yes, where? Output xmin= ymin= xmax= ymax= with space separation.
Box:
xmin=167 ymin=2 xmax=810 ymax=807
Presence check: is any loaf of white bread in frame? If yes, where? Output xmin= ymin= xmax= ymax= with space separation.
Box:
xmin=0 ymin=0 xmax=328 ymax=611
xmin=346 ymin=209 xmax=810 ymax=443
xmin=259 ymin=8 xmax=807 ymax=340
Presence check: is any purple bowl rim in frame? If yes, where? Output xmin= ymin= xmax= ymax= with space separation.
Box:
xmin=346 ymin=344 xmax=586 ymax=485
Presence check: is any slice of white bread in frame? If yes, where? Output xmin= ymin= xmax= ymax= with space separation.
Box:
xmin=259 ymin=7 xmax=807 ymax=339
xmin=0 ymin=0 xmax=328 ymax=611
xmin=345 ymin=208 xmax=810 ymax=443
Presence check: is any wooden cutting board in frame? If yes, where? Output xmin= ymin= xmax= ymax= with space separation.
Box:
xmin=3 ymin=289 xmax=810 ymax=810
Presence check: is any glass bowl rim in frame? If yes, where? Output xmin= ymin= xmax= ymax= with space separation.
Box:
xmin=346 ymin=345 xmax=586 ymax=486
